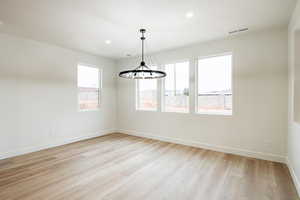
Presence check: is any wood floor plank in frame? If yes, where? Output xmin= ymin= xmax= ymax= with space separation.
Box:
xmin=0 ymin=133 xmax=298 ymax=200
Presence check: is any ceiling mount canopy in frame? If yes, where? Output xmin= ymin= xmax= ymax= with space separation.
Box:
xmin=119 ymin=29 xmax=166 ymax=79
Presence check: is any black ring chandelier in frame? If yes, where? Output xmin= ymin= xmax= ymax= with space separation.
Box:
xmin=119 ymin=29 xmax=167 ymax=79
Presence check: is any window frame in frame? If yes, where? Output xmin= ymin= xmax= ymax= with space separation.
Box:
xmin=77 ymin=63 xmax=102 ymax=112
xmin=135 ymin=66 xmax=159 ymax=112
xmin=195 ymin=52 xmax=233 ymax=116
xmin=161 ymin=60 xmax=190 ymax=114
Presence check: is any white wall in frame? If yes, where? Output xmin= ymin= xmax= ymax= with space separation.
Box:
xmin=0 ymin=33 xmax=117 ymax=159
xmin=288 ymin=0 xmax=300 ymax=195
xmin=117 ymin=28 xmax=288 ymax=162
xmin=0 ymin=25 xmax=291 ymax=168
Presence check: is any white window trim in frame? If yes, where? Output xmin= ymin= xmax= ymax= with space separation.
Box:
xmin=195 ymin=52 xmax=233 ymax=116
xmin=77 ymin=63 xmax=102 ymax=112
xmin=161 ymin=60 xmax=190 ymax=114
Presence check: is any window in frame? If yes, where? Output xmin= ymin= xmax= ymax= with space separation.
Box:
xmin=136 ymin=66 xmax=157 ymax=111
xmin=197 ymin=54 xmax=232 ymax=115
xmin=163 ymin=61 xmax=189 ymax=113
xmin=77 ymin=64 xmax=101 ymax=111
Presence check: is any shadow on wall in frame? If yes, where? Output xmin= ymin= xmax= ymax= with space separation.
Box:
xmin=294 ymin=30 xmax=300 ymax=123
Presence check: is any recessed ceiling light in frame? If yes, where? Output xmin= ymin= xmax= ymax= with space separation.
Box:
xmin=185 ymin=12 xmax=194 ymax=19
xmin=105 ymin=40 xmax=111 ymax=44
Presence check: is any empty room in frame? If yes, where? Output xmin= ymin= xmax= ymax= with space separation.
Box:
xmin=0 ymin=0 xmax=300 ymax=199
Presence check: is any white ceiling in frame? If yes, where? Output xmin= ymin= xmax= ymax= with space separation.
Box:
xmin=0 ymin=0 xmax=296 ymax=59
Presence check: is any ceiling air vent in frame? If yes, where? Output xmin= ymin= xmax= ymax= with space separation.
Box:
xmin=229 ymin=28 xmax=249 ymax=35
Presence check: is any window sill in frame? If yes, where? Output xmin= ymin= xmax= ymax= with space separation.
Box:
xmin=162 ymin=111 xmax=190 ymax=114
xmin=196 ymin=110 xmax=232 ymax=116
xmin=136 ymin=109 xmax=157 ymax=112
xmin=79 ymin=108 xmax=100 ymax=112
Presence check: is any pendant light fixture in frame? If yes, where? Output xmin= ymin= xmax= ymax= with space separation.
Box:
xmin=119 ymin=29 xmax=166 ymax=79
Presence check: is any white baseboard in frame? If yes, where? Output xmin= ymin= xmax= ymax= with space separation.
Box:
xmin=0 ymin=129 xmax=116 ymax=160
xmin=286 ymin=158 xmax=300 ymax=197
xmin=117 ymin=129 xmax=286 ymax=163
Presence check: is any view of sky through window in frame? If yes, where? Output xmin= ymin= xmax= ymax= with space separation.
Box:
xmin=198 ymin=55 xmax=232 ymax=93
xmin=78 ymin=65 xmax=100 ymax=89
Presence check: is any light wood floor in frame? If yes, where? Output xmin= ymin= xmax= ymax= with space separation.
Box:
xmin=0 ymin=133 xmax=298 ymax=200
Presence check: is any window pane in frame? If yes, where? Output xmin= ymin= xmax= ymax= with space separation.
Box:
xmin=165 ymin=64 xmax=175 ymax=94
xmin=78 ymin=66 xmax=99 ymax=88
xmin=136 ymin=67 xmax=157 ymax=111
xmin=78 ymin=65 xmax=100 ymax=110
xmin=164 ymin=62 xmax=189 ymax=113
xmin=176 ymin=62 xmax=189 ymax=95
xmin=198 ymin=55 xmax=232 ymax=114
